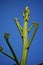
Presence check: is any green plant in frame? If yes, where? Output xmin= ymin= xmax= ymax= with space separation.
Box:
xmin=0 ymin=6 xmax=42 ymax=65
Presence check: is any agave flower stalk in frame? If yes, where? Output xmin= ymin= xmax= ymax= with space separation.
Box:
xmin=14 ymin=6 xmax=39 ymax=65
xmin=0 ymin=6 xmax=39 ymax=65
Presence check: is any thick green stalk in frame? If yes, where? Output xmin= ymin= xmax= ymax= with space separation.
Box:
xmin=21 ymin=20 xmax=29 ymax=65
xmin=20 ymin=6 xmax=30 ymax=65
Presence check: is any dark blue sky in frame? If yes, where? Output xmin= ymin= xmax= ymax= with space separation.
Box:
xmin=0 ymin=0 xmax=43 ymax=65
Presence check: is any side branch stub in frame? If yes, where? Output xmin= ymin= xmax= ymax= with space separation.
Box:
xmin=14 ymin=18 xmax=23 ymax=37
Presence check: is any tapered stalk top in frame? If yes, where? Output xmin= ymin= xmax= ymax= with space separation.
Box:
xmin=22 ymin=6 xmax=30 ymax=22
xmin=21 ymin=6 xmax=30 ymax=65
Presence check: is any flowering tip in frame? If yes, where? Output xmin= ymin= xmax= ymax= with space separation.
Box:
xmin=14 ymin=18 xmax=18 ymax=22
xmin=0 ymin=46 xmax=3 ymax=51
xmin=4 ymin=33 xmax=10 ymax=39
xmin=25 ymin=6 xmax=30 ymax=14
xmin=32 ymin=22 xmax=39 ymax=27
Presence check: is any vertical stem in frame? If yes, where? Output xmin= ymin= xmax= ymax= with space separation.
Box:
xmin=21 ymin=20 xmax=29 ymax=65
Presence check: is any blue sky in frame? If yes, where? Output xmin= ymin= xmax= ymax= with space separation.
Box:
xmin=0 ymin=0 xmax=43 ymax=65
